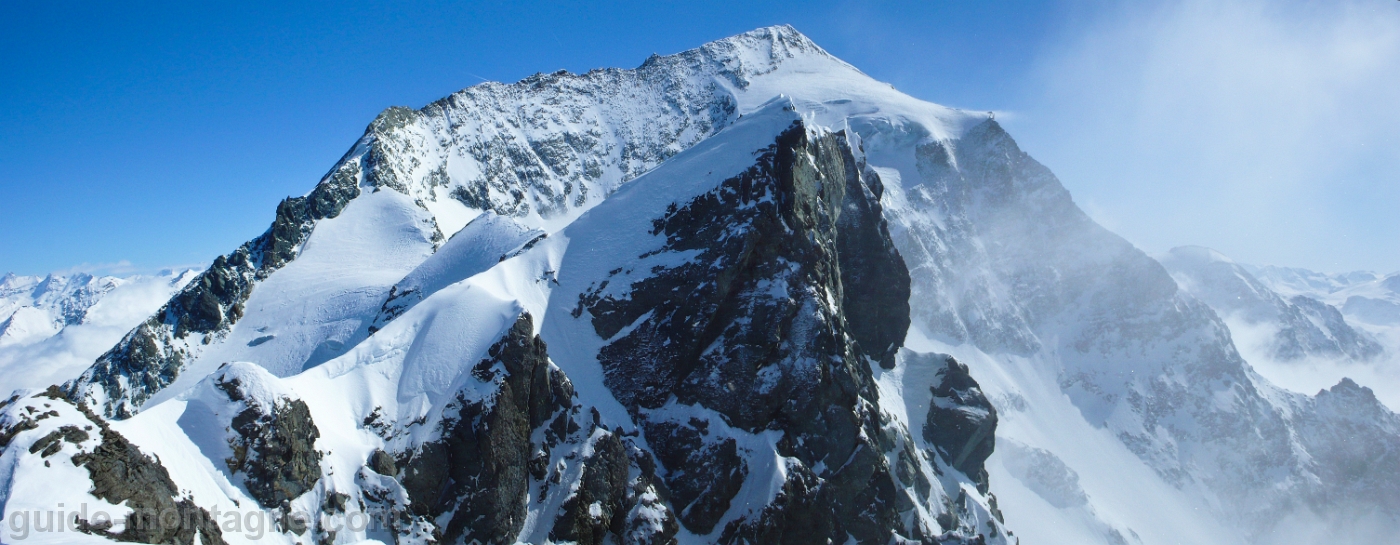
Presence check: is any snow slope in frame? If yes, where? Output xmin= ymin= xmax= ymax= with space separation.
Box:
xmin=3 ymin=24 xmax=1395 ymax=545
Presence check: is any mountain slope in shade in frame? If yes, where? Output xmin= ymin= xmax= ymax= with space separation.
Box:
xmin=878 ymin=115 xmax=1400 ymax=542
xmin=0 ymin=25 xmax=1394 ymax=545
xmin=0 ymin=269 xmax=199 ymax=396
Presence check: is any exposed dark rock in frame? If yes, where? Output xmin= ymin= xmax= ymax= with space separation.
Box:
xmin=62 ymin=400 xmax=227 ymax=545
xmin=218 ymin=376 xmax=324 ymax=508
xmin=644 ymin=419 xmax=747 ymax=534
xmin=400 ymin=313 xmax=575 ymax=545
xmin=28 ymin=425 xmax=88 ymax=457
xmin=396 ymin=313 xmax=678 ymax=544
xmin=550 ymin=433 xmax=631 ymax=544
xmin=579 ymin=122 xmax=922 ymax=542
xmin=718 ymin=467 xmax=833 ymax=545
xmin=367 ymin=448 xmax=396 ymax=476
xmin=364 ymin=107 xmax=423 ymax=192
xmin=833 ymin=138 xmax=911 ymax=370
xmin=0 ymin=413 xmax=38 ymax=449
xmin=322 ymin=491 xmax=350 ymax=514
xmin=924 ymin=356 xmax=998 ymax=493
xmin=583 ymin=123 xmax=897 ymax=424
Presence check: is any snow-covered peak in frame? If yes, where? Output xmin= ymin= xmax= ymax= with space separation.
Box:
xmin=1160 ymin=245 xmax=1379 ymax=352
xmin=1157 ymin=245 xmax=1275 ymax=318
xmin=660 ymin=24 xmax=839 ymax=72
xmin=1 ymin=272 xmax=120 ymax=339
xmin=0 ymin=272 xmax=38 ymax=295
xmin=309 ymin=23 xmax=988 ymax=242
xmin=1384 ymin=272 xmax=1400 ymax=293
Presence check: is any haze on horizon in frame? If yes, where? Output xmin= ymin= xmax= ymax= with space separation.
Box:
xmin=2 ymin=0 xmax=1397 ymax=276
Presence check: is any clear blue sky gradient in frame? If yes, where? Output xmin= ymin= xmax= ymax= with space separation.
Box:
xmin=3 ymin=1 xmax=1397 ymax=276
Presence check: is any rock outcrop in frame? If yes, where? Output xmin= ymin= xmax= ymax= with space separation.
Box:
xmin=924 ymin=356 xmax=997 ymax=494
xmin=577 ymin=120 xmax=982 ymax=543
xmin=0 ymin=387 xmax=226 ymax=545
xmin=217 ymin=375 xmax=324 ymax=509
xmin=399 ymin=313 xmax=678 ymax=545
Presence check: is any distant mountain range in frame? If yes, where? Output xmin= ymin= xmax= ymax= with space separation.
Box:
xmin=0 ymin=269 xmax=199 ymax=394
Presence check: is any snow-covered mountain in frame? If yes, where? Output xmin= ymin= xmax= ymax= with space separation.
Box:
xmin=1250 ymin=264 xmax=1400 ymax=329
xmin=0 ymin=269 xmax=199 ymax=395
xmin=1160 ymin=246 xmax=1382 ymax=362
xmin=1167 ymin=253 xmax=1400 ymax=411
xmin=2 ymin=25 xmax=1398 ymax=545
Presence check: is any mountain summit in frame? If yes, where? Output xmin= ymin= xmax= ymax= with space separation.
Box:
xmin=1 ymin=26 xmax=1397 ymax=545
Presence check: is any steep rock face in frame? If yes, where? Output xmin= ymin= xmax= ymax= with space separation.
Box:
xmin=402 ymin=314 xmax=567 ymax=544
xmin=548 ymin=432 xmax=651 ymax=545
xmin=574 ymin=120 xmax=977 ymax=544
xmin=394 ymin=313 xmax=678 ymax=545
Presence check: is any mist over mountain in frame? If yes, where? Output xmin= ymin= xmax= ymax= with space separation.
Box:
xmin=2 ymin=26 xmax=1397 ymax=545
xmin=0 ymin=269 xmax=200 ymax=396
xmin=1160 ymin=247 xmax=1400 ymax=412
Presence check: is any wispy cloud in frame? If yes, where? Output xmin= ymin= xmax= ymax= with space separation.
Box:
xmin=42 ymin=260 xmax=203 ymax=278
xmin=54 ymin=260 xmax=138 ymax=276
xmin=1011 ymin=0 xmax=1400 ymax=273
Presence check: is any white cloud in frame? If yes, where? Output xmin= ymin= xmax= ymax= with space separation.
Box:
xmin=48 ymin=259 xmax=205 ymax=278
xmin=1008 ymin=0 xmax=1400 ymax=273
xmin=54 ymin=260 xmax=138 ymax=276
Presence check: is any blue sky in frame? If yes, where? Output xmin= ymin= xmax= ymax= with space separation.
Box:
xmin=3 ymin=1 xmax=1398 ymax=276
